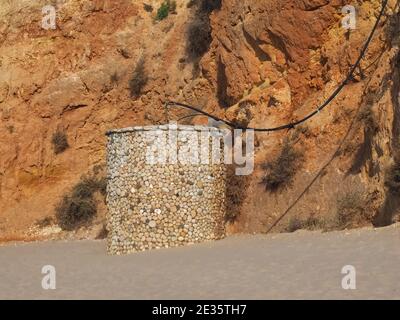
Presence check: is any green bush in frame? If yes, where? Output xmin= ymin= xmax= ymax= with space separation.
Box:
xmin=156 ymin=1 xmax=170 ymax=20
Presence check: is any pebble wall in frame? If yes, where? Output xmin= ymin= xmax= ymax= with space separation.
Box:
xmin=106 ymin=125 xmax=227 ymax=255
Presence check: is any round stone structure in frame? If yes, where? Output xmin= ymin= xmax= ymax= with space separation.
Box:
xmin=106 ymin=124 xmax=227 ymax=255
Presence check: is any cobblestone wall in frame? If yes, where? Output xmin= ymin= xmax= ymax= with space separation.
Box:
xmin=106 ymin=125 xmax=227 ymax=255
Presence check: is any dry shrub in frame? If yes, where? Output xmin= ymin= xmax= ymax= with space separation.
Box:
xmin=52 ymin=130 xmax=69 ymax=154
xmin=262 ymin=139 xmax=304 ymax=192
xmin=129 ymin=56 xmax=148 ymax=98
xmin=385 ymin=162 xmax=400 ymax=195
xmin=185 ymin=0 xmax=222 ymax=62
xmin=143 ymin=3 xmax=153 ymax=12
xmin=198 ymin=0 xmax=222 ymax=13
xmin=285 ymin=216 xmax=326 ymax=233
xmin=56 ymin=197 xmax=97 ymax=231
xmin=285 ymin=190 xmax=373 ymax=233
xmin=285 ymin=217 xmax=303 ymax=233
xmin=56 ymin=175 xmax=107 ymax=231
xmin=334 ymin=191 xmax=369 ymax=230
xmin=286 ymin=190 xmax=373 ymax=233
xmin=35 ymin=216 xmax=54 ymax=228
xmin=186 ymin=16 xmax=212 ymax=61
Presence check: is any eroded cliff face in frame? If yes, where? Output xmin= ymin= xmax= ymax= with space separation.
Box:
xmin=201 ymin=0 xmax=400 ymax=233
xmin=0 ymin=0 xmax=398 ymax=240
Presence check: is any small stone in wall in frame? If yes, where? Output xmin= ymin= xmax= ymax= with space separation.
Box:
xmin=148 ymin=221 xmax=157 ymax=228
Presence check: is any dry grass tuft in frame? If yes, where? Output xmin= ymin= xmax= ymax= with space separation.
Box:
xmin=52 ymin=130 xmax=69 ymax=154
xmin=262 ymin=139 xmax=304 ymax=192
xmin=56 ymin=175 xmax=107 ymax=231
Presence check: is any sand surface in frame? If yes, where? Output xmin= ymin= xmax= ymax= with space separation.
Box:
xmin=0 ymin=225 xmax=399 ymax=299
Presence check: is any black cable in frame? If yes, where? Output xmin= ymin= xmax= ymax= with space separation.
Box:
xmin=166 ymin=0 xmax=389 ymax=132
xmin=177 ymin=113 xmax=205 ymax=122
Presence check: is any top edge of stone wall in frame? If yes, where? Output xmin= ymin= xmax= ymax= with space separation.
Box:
xmin=106 ymin=125 xmax=225 ymax=136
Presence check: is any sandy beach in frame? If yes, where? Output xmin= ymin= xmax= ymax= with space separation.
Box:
xmin=0 ymin=224 xmax=399 ymax=300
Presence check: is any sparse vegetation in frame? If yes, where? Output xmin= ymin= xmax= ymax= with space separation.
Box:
xmin=185 ymin=0 xmax=222 ymax=62
xmin=56 ymin=197 xmax=97 ymax=231
xmin=186 ymin=16 xmax=211 ymax=61
xmin=285 ymin=217 xmax=303 ymax=233
xmin=334 ymin=191 xmax=368 ymax=230
xmin=35 ymin=216 xmax=54 ymax=228
xmin=129 ymin=56 xmax=148 ymax=98
xmin=285 ymin=190 xmax=374 ymax=233
xmin=51 ymin=130 xmax=69 ymax=155
xmin=156 ymin=1 xmax=176 ymax=20
xmin=262 ymin=139 xmax=304 ymax=192
xmin=305 ymin=217 xmax=327 ymax=230
xmin=285 ymin=216 xmax=326 ymax=233
xmin=385 ymin=162 xmax=400 ymax=195
xmin=156 ymin=2 xmax=169 ymax=20
xmin=56 ymin=174 xmax=107 ymax=231
xmin=143 ymin=3 xmax=153 ymax=12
